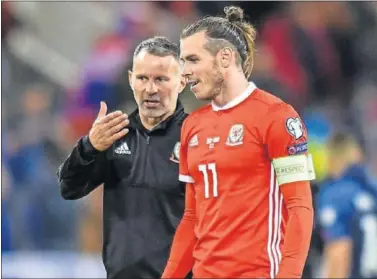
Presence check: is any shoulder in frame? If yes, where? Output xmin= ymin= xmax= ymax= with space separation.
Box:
xmin=251 ymin=88 xmax=292 ymax=113
xmin=188 ymin=103 xmax=212 ymax=119
xmin=181 ymin=104 xmax=211 ymax=136
xmin=175 ymin=111 xmax=189 ymax=127
xmin=251 ymin=88 xmax=300 ymax=128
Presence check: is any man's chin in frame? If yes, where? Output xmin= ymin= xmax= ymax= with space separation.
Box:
xmin=140 ymin=107 xmax=166 ymax=118
xmin=194 ymin=90 xmax=214 ymax=102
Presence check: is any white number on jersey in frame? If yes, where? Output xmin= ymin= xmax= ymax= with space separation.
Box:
xmin=198 ymin=163 xmax=218 ymax=199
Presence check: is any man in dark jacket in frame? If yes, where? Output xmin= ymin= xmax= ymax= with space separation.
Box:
xmin=57 ymin=36 xmax=188 ymax=279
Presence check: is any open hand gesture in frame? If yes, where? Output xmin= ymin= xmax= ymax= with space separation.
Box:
xmin=89 ymin=102 xmax=129 ymax=151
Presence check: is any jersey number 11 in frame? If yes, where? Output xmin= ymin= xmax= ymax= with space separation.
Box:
xmin=199 ymin=163 xmax=218 ymax=199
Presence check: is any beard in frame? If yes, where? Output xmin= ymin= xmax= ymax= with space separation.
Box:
xmin=140 ymin=102 xmax=168 ymax=118
xmin=201 ymin=61 xmax=225 ymax=101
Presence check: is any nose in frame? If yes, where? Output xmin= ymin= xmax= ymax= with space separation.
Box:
xmin=146 ymin=81 xmax=158 ymax=94
xmin=182 ymin=63 xmax=192 ymax=78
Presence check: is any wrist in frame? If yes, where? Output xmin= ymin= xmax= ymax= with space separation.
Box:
xmin=81 ymin=136 xmax=101 ymax=159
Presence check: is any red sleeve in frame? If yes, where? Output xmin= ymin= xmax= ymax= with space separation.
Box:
xmin=277 ymin=181 xmax=314 ymax=278
xmin=263 ymin=103 xmax=314 ymax=278
xmin=264 ymin=103 xmax=308 ymax=159
xmin=178 ymin=118 xmax=194 ymax=184
xmin=162 ymin=183 xmax=196 ymax=278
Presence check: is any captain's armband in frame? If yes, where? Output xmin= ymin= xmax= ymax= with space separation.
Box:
xmin=272 ymin=154 xmax=315 ymax=186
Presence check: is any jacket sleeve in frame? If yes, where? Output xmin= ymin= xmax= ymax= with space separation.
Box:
xmin=57 ymin=136 xmax=108 ymax=200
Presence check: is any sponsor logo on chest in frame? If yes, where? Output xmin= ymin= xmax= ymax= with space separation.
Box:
xmin=206 ymin=136 xmax=220 ymax=149
xmin=114 ymin=142 xmax=131 ymax=155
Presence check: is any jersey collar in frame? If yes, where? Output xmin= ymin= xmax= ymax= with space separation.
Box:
xmin=211 ymin=82 xmax=257 ymax=112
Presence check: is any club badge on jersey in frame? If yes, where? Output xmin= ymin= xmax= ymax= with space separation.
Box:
xmin=170 ymin=142 xmax=180 ymax=163
xmin=226 ymin=124 xmax=244 ymax=146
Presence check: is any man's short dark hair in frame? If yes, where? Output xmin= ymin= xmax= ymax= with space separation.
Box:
xmin=134 ymin=36 xmax=179 ymax=61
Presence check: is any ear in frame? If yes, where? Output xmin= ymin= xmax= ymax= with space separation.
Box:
xmin=218 ymin=47 xmax=233 ymax=68
xmin=178 ymin=74 xmax=186 ymax=94
xmin=128 ymin=70 xmax=133 ymax=89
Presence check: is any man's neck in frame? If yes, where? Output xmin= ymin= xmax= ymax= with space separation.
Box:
xmin=212 ymin=72 xmax=250 ymax=108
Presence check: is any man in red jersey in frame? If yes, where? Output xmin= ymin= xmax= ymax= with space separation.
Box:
xmin=162 ymin=6 xmax=315 ymax=279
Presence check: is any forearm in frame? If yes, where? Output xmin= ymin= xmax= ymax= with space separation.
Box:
xmin=162 ymin=211 xmax=196 ymax=278
xmin=277 ymin=182 xmax=314 ymax=278
xmin=163 ymin=183 xmax=197 ymax=278
xmin=58 ymin=136 xmax=103 ymax=199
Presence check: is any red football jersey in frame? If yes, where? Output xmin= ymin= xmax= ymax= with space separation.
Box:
xmin=178 ymin=82 xmax=312 ymax=278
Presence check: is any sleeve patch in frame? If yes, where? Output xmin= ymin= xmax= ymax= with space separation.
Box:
xmin=287 ymin=142 xmax=308 ymax=155
xmin=272 ymin=154 xmax=316 ymax=185
xmin=286 ymin=117 xmax=304 ymax=140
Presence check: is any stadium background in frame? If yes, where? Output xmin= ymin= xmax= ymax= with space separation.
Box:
xmin=2 ymin=1 xmax=377 ymax=278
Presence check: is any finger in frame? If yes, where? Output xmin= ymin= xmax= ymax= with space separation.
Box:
xmin=99 ymin=110 xmax=124 ymax=124
xmin=97 ymin=101 xmax=107 ymax=119
xmin=104 ymin=114 xmax=128 ymax=130
xmin=110 ymin=128 xmax=129 ymax=142
xmin=107 ymin=119 xmax=130 ymax=136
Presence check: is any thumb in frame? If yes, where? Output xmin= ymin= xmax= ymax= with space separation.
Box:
xmin=97 ymin=101 xmax=107 ymax=118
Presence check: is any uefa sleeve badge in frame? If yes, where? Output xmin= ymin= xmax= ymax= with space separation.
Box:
xmin=285 ymin=117 xmax=304 ymax=140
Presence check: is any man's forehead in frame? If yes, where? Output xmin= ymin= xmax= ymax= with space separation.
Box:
xmin=180 ymin=32 xmax=206 ymax=56
xmin=133 ymin=52 xmax=180 ymax=72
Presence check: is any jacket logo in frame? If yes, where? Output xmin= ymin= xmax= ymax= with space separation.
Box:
xmin=115 ymin=142 xmax=131 ymax=155
xmin=170 ymin=142 xmax=180 ymax=163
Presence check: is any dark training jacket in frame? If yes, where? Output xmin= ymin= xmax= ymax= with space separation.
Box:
xmin=57 ymin=101 xmax=188 ymax=279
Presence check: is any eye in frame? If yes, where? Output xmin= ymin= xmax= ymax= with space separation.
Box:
xmin=188 ymin=57 xmax=198 ymax=63
xmin=137 ymin=76 xmax=147 ymax=81
xmin=156 ymin=77 xmax=168 ymax=82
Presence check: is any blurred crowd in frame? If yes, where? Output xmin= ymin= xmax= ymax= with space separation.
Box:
xmin=2 ymin=1 xmax=377 ymax=277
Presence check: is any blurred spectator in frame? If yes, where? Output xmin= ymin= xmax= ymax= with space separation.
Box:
xmin=2 ymin=139 xmax=14 ymax=253
xmin=1 ymin=1 xmax=18 ymax=40
xmin=317 ymin=132 xmax=377 ymax=278
xmin=260 ymin=2 xmax=358 ymax=109
xmin=5 ymin=84 xmax=80 ymax=250
xmin=251 ymin=41 xmax=293 ymax=108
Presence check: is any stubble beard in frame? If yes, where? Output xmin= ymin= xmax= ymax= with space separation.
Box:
xmin=202 ymin=61 xmax=225 ymax=101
